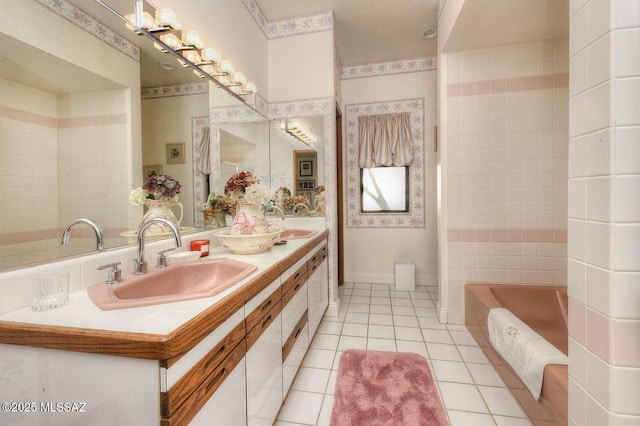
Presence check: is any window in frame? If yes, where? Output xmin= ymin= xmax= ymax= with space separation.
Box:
xmin=360 ymin=166 xmax=409 ymax=213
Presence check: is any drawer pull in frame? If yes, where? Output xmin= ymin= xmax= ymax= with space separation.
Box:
xmin=293 ymin=283 xmax=301 ymax=292
xmin=294 ymin=327 xmax=302 ymax=339
xmin=262 ymin=299 xmax=272 ymax=311
xmin=206 ymin=368 xmax=226 ymax=393
xmin=204 ymin=346 xmax=226 ymax=370
xmin=261 ymin=314 xmax=272 ymax=329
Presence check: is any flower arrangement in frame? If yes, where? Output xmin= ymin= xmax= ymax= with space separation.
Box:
xmin=129 ymin=172 xmax=181 ymax=205
xmin=283 ymin=194 xmax=310 ymax=212
xmin=314 ymin=185 xmax=325 ymax=195
xmin=201 ymin=194 xmax=237 ymax=216
xmin=243 ymin=183 xmax=272 ymax=205
xmin=224 ymin=171 xmax=259 ymax=196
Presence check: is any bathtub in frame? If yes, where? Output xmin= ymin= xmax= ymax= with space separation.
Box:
xmin=465 ymin=283 xmax=568 ymax=426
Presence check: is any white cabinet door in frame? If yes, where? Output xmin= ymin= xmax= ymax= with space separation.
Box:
xmin=0 ymin=344 xmax=159 ymax=426
xmin=245 ymin=312 xmax=283 ymax=426
xmin=189 ymin=358 xmax=247 ymax=426
xmin=308 ymin=258 xmax=328 ymax=339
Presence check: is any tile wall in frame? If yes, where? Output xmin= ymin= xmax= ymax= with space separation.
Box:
xmin=444 ymin=40 xmax=570 ymax=323
xmin=0 ymin=78 xmax=129 ymax=268
xmin=567 ymin=0 xmax=640 ymax=424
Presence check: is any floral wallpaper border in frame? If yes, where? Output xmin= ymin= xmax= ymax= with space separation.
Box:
xmin=267 ymin=97 xmax=334 ymax=120
xmin=345 ymin=98 xmax=425 ymax=228
xmin=242 ymin=0 xmax=333 ymax=39
xmin=35 ymin=0 xmax=140 ymax=61
xmin=141 ymin=82 xmax=210 ymax=100
xmin=342 ymin=56 xmax=437 ymax=80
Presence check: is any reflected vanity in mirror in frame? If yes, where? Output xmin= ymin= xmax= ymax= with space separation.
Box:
xmin=0 ymin=0 xmax=266 ymax=271
xmin=0 ymin=0 xmax=327 ymax=272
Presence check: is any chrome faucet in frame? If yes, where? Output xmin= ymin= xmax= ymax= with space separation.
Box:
xmin=262 ymin=203 xmax=285 ymax=220
xmin=61 ymin=218 xmax=104 ymax=251
xmin=134 ymin=217 xmax=181 ymax=275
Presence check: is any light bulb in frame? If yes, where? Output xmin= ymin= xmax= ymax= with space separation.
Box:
xmin=244 ymin=82 xmax=257 ymax=93
xmin=220 ymin=60 xmax=234 ymax=75
xmin=159 ymin=33 xmax=182 ymax=50
xmin=233 ymin=72 xmax=246 ymax=85
xmin=182 ymin=31 xmax=203 ymax=49
xmin=181 ymin=50 xmax=201 ymax=65
xmin=155 ymin=9 xmax=181 ymax=30
xmin=200 ymin=47 xmax=221 ymax=64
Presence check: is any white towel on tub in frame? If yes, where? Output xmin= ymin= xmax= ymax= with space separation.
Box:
xmin=488 ymin=308 xmax=568 ymax=400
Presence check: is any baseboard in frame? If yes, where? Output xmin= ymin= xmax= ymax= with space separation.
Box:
xmin=436 ymin=301 xmax=447 ymax=324
xmin=326 ymin=298 xmax=340 ymax=317
xmin=344 ymin=272 xmax=438 ymax=287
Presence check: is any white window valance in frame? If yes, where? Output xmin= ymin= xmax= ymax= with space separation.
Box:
xmin=358 ymin=112 xmax=413 ymax=168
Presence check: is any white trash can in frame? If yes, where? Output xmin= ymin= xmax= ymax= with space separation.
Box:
xmin=394 ymin=259 xmax=415 ymax=291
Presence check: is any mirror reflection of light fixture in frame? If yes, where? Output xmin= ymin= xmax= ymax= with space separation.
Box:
xmin=280 ymin=120 xmax=315 ymax=146
xmin=122 ymin=0 xmax=258 ymax=99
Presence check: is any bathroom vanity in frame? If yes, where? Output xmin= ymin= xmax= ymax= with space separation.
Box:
xmin=0 ymin=230 xmax=328 ymax=426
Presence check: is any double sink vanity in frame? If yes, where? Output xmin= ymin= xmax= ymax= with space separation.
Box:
xmin=0 ymin=224 xmax=329 ymax=426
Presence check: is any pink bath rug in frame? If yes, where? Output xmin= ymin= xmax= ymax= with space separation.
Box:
xmin=331 ymin=349 xmax=449 ymax=426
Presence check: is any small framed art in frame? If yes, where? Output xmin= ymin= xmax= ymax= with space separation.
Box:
xmin=166 ymin=143 xmax=186 ymax=164
xmin=143 ymin=164 xmax=162 ymax=178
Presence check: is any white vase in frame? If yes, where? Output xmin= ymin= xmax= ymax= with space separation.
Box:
xmin=231 ymin=201 xmax=268 ymax=235
xmin=141 ymin=199 xmax=183 ymax=234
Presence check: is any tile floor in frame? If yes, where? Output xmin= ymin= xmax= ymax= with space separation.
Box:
xmin=276 ymin=282 xmax=532 ymax=426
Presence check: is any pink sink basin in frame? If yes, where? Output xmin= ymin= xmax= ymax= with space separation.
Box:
xmin=279 ymin=229 xmax=318 ymax=240
xmin=87 ymin=258 xmax=258 ymax=310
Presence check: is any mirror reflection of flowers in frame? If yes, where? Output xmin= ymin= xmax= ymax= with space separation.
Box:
xmin=314 ymin=185 xmax=325 ymax=195
xmin=224 ymin=171 xmax=259 ymax=197
xmin=129 ymin=172 xmax=181 ymax=205
xmin=201 ymin=194 xmax=237 ymax=216
xmin=283 ymin=194 xmax=310 ymax=211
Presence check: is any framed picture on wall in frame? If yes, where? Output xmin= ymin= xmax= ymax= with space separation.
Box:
xmin=297 ymin=180 xmax=315 ymax=191
xmin=166 ymin=143 xmax=186 ymax=164
xmin=299 ymin=160 xmax=313 ymax=177
xmin=143 ymin=164 xmax=162 ymax=178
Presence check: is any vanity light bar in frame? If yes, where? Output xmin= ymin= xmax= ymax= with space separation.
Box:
xmin=280 ymin=120 xmax=315 ymax=146
xmin=128 ymin=0 xmax=257 ymax=98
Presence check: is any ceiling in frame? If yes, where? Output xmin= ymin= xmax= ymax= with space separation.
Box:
xmin=253 ymin=0 xmax=568 ymax=66
xmin=253 ymin=0 xmax=439 ymax=66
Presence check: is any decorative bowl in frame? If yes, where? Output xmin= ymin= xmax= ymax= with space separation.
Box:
xmin=167 ymin=251 xmax=202 ymax=264
xmin=215 ymin=227 xmax=283 ymax=255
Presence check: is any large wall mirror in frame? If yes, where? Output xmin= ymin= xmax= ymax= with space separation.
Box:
xmin=0 ymin=0 xmax=267 ymax=271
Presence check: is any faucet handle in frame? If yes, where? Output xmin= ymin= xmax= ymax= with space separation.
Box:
xmin=156 ymin=248 xmax=176 ymax=268
xmin=96 ymin=262 xmax=123 ymax=284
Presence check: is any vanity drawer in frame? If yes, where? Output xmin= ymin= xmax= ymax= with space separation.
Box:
xmin=161 ymin=339 xmax=246 ymax=426
xmin=307 ymin=243 xmax=328 ymax=271
xmin=282 ymin=281 xmax=308 ymax=342
xmin=161 ymin=320 xmax=246 ymax=418
xmin=282 ymin=309 xmax=308 ymax=362
xmin=282 ymin=273 xmax=307 ymax=308
xmin=282 ymin=259 xmax=307 ymax=295
xmin=245 ymin=286 xmax=281 ymax=333
xmin=246 ymin=300 xmax=282 ymax=351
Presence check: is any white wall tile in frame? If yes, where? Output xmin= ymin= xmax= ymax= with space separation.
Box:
xmin=570 ymin=5 xmax=589 ymax=56
xmin=587 ymin=0 xmax=612 ymax=44
xmin=614 ymin=0 xmax=640 ymax=29
xmin=612 ymin=272 xmax=640 ymax=319
xmin=615 ymin=176 xmax=640 ymax=222
xmin=615 ymin=29 xmax=640 ymax=77
xmin=614 ymin=224 xmax=640 ymax=271
xmin=614 ymin=77 xmax=640 ymax=126
xmin=586 ymin=222 xmax=612 ymax=269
